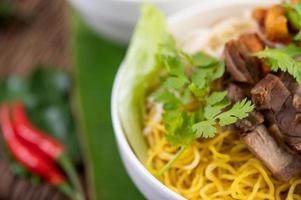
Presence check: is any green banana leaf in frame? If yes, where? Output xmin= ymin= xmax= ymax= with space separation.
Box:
xmin=71 ymin=13 xmax=144 ymax=200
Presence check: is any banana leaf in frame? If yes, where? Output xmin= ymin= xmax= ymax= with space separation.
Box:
xmin=71 ymin=13 xmax=144 ymax=200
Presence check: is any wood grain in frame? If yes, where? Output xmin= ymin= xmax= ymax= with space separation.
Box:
xmin=0 ymin=0 xmax=71 ymax=76
xmin=0 ymin=0 xmax=71 ymax=199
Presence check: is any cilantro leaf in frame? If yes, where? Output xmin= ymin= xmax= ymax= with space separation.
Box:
xmin=150 ymin=30 xmax=254 ymax=176
xmin=164 ymin=111 xmax=196 ymax=146
xmin=153 ymin=34 xmax=253 ymax=147
xmin=188 ymin=82 xmax=208 ymax=99
xmin=206 ymin=91 xmax=228 ymax=105
xmin=295 ymin=31 xmax=301 ymax=40
xmin=191 ymin=68 xmax=207 ymax=88
xmin=204 ymin=101 xmax=230 ymax=120
xmin=208 ymin=61 xmax=225 ymax=81
xmin=192 ymin=52 xmax=219 ymax=67
xmin=163 ymin=109 xmax=184 ymax=133
xmin=284 ymin=1 xmax=301 ymax=40
xmin=163 ymin=77 xmax=188 ymax=90
xmin=158 ymin=34 xmax=186 ymax=78
xmin=152 ymin=89 xmax=180 ymax=106
xmin=189 ymin=62 xmax=225 ymax=99
xmin=158 ymin=36 xmax=224 ymax=102
xmin=218 ymin=98 xmax=254 ymax=126
xmin=192 ymin=119 xmax=216 ymax=138
xmin=192 ymin=98 xmax=253 ymax=139
xmin=255 ymin=45 xmax=301 ymax=84
xmin=284 ymin=2 xmax=301 ymax=29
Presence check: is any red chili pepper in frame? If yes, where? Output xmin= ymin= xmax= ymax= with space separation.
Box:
xmin=0 ymin=104 xmax=65 ymax=185
xmin=10 ymin=102 xmax=85 ymax=200
xmin=11 ymin=102 xmax=64 ymax=160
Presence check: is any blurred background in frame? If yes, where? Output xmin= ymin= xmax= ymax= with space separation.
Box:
xmin=0 ymin=0 xmax=199 ymax=199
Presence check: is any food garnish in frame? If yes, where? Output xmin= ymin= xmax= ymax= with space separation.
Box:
xmin=265 ymin=5 xmax=290 ymax=42
xmin=152 ymin=34 xmax=254 ymax=176
xmin=255 ymin=44 xmax=301 ymax=84
xmin=283 ymin=1 xmax=301 ymax=40
xmin=121 ymin=1 xmax=301 ymax=198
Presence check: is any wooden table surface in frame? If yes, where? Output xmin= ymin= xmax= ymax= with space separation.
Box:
xmin=0 ymin=0 xmax=70 ymax=199
xmin=0 ymin=0 xmax=70 ymax=76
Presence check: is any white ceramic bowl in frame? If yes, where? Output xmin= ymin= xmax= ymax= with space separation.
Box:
xmin=68 ymin=0 xmax=200 ymax=44
xmin=112 ymin=0 xmax=279 ymax=199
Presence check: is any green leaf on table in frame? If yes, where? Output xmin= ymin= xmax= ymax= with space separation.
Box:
xmin=72 ymin=12 xmax=144 ymax=200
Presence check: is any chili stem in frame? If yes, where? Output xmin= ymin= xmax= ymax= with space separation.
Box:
xmin=58 ymin=182 xmax=82 ymax=200
xmin=155 ymin=146 xmax=186 ymax=178
xmin=58 ymin=154 xmax=85 ymax=200
xmin=58 ymin=183 xmax=74 ymax=199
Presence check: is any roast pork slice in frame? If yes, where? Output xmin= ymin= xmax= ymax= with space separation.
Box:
xmin=264 ymin=110 xmax=277 ymax=124
xmin=227 ymin=83 xmax=246 ymax=102
xmin=251 ymin=74 xmax=290 ymax=112
xmin=224 ymin=41 xmax=261 ymax=84
xmin=275 ymin=97 xmax=301 ymax=138
xmin=279 ymin=73 xmax=301 ymax=112
xmin=279 ymin=72 xmax=298 ymax=92
xmin=268 ymin=124 xmax=297 ymax=154
xmin=264 ymin=96 xmax=301 ymax=153
xmin=286 ymin=136 xmax=301 ymax=152
xmin=242 ymin=125 xmax=301 ymax=181
xmin=269 ymin=124 xmax=285 ymax=145
xmin=236 ymin=111 xmax=264 ymax=132
xmin=293 ymin=87 xmax=301 ymax=112
xmin=238 ymin=33 xmax=264 ymax=53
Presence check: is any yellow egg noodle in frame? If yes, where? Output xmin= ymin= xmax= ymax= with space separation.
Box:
xmin=140 ymin=11 xmax=301 ymax=199
xmin=144 ymin=103 xmax=301 ymax=200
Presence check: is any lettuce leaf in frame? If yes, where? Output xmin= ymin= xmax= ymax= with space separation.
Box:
xmin=118 ymin=4 xmax=166 ymax=161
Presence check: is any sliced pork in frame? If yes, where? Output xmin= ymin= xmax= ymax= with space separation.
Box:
xmin=238 ymin=33 xmax=264 ymax=53
xmin=224 ymin=41 xmax=261 ymax=84
xmin=223 ymin=29 xmax=301 ymax=182
xmin=251 ymin=74 xmax=290 ymax=112
xmin=227 ymin=83 xmax=245 ymax=102
xmin=236 ymin=111 xmax=264 ymax=132
xmin=242 ymin=125 xmax=301 ymax=181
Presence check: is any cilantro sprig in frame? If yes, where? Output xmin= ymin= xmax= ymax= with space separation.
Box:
xmin=152 ymin=34 xmax=254 ymax=176
xmin=255 ymin=44 xmax=301 ymax=84
xmin=193 ymin=94 xmax=253 ymax=139
xmin=283 ymin=1 xmax=301 ymax=40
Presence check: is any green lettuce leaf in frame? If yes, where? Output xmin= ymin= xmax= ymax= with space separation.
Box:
xmin=118 ymin=4 xmax=166 ymax=162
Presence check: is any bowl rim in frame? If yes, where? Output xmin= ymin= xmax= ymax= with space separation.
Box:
xmin=111 ymin=64 xmax=185 ymax=200
xmin=111 ymin=0 xmax=279 ymax=198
